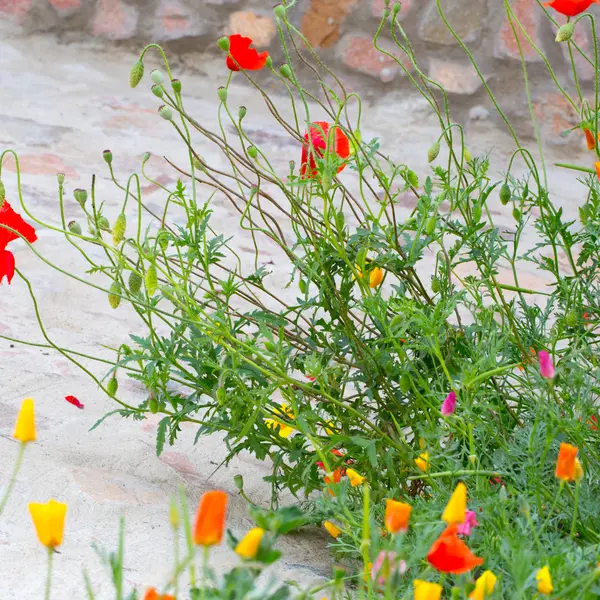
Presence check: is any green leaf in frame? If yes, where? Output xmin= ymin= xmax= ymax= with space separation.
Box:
xmin=156 ymin=417 xmax=169 ymax=456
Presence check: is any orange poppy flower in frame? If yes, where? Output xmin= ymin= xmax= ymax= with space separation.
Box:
xmin=596 ymin=162 xmax=600 ymax=181
xmin=555 ymin=443 xmax=579 ymax=481
xmin=324 ymin=467 xmax=343 ymax=496
xmin=143 ymin=588 xmax=175 ymax=600
xmin=584 ymin=128 xmax=599 ymax=150
xmin=427 ymin=524 xmax=483 ymax=574
xmin=544 ymin=0 xmax=598 ymax=16
xmin=193 ymin=490 xmax=228 ymax=546
xmin=301 ymin=121 xmax=350 ymax=179
xmin=385 ymin=499 xmax=412 ymax=534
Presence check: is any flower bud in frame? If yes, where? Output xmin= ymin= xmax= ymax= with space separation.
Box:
xmin=464 ymin=148 xmax=473 ymax=162
xmin=112 ymin=213 xmax=126 ymax=246
xmin=427 ymin=141 xmax=440 ymax=163
xmin=556 ymin=22 xmax=574 ymax=43
xmin=234 ymin=474 xmax=244 ymax=490
xmin=107 ymin=376 xmax=119 ymax=396
xmin=108 ymin=281 xmax=122 ymax=309
xmin=279 ymin=63 xmax=292 ymax=78
xmin=247 ymin=146 xmax=258 ymax=159
xmin=431 ymin=276 xmax=441 ymax=293
xmin=274 ymin=3 xmax=286 ymax=19
xmin=499 ymin=183 xmax=511 ymax=205
xmin=73 ymin=188 xmax=87 ymax=208
xmin=151 ymin=69 xmax=164 ymax=85
xmin=128 ymin=270 xmax=142 ymax=294
xmin=392 ymin=2 xmax=402 ymax=17
xmin=472 ymin=202 xmax=482 ymax=223
xmin=217 ymin=36 xmax=230 ymax=52
xmin=289 ymin=160 xmax=296 ymax=172
xmin=566 ymin=310 xmax=578 ymax=327
xmin=142 ymin=152 xmax=151 ymax=164
xmin=468 ymin=454 xmax=477 ymax=465
xmin=238 ymin=105 xmax=247 ymax=120
xmin=158 ymin=105 xmax=173 ymax=121
xmin=157 ymin=227 xmax=170 ymax=251
xmin=169 ymin=497 xmax=180 ymax=530
xmin=217 ymin=87 xmax=227 ymax=103
xmin=68 ymin=221 xmax=82 ymax=235
xmin=406 ymin=169 xmax=418 ymax=188
xmin=148 ymin=396 xmax=159 ymax=413
xmin=499 ymin=485 xmax=508 ymax=503
xmin=129 ymin=60 xmax=144 ymax=88
xmin=98 ymin=215 xmax=110 ymax=231
xmin=171 ymin=78 xmax=182 ymax=94
xmin=425 ymin=215 xmax=437 ymax=235
xmin=512 ymin=207 xmax=521 ymax=221
xmin=152 ymin=84 xmax=164 ymax=98
xmin=56 ymin=173 xmax=65 ymax=185
xmin=145 ymin=264 xmax=158 ymax=296
xmin=265 ymin=55 xmax=273 ymax=68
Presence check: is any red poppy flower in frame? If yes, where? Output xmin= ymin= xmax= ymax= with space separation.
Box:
xmin=589 ymin=415 xmax=598 ymax=431
xmin=544 ymin=0 xmax=598 ymax=16
xmin=427 ymin=524 xmax=483 ymax=574
xmin=226 ymin=34 xmax=269 ymax=72
xmin=301 ymin=121 xmax=350 ymax=179
xmin=0 ymin=200 xmax=37 ymax=285
xmin=65 ymin=395 xmax=84 ymax=410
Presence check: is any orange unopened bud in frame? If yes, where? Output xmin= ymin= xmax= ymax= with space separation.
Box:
xmin=193 ymin=490 xmax=228 ymax=546
xmin=595 ymin=162 xmax=600 ymax=182
xmin=584 ymin=128 xmax=596 ymax=151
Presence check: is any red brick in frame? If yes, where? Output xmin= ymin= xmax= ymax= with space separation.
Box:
xmin=371 ymin=0 xmax=412 ymax=18
xmin=153 ymin=0 xmax=206 ymax=41
xmin=228 ymin=11 xmax=276 ymax=48
xmin=495 ymin=0 xmax=544 ymax=61
xmin=428 ymin=58 xmax=483 ymax=95
xmin=301 ymin=0 xmax=358 ymax=48
xmin=3 ymin=153 xmax=78 ymax=179
xmin=92 ymin=0 xmax=139 ymax=40
xmin=0 ymin=0 xmax=32 ymax=22
xmin=533 ymin=91 xmax=579 ymax=145
xmin=341 ymin=34 xmax=411 ymax=83
xmin=49 ymin=0 xmax=81 ymax=16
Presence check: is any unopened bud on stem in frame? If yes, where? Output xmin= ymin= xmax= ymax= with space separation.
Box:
xmin=427 ymin=141 xmax=440 ymax=163
xmin=129 ymin=60 xmax=144 ymax=88
xmin=56 ymin=173 xmax=65 ymax=185
xmin=68 ymin=221 xmax=82 ymax=235
xmin=217 ymin=36 xmax=230 ymax=52
xmin=274 ymin=4 xmax=286 ymax=19
xmin=171 ymin=78 xmax=182 ymax=94
xmin=217 ymin=87 xmax=228 ymax=103
xmin=556 ymin=22 xmax=574 ymax=43
xmin=74 ymin=188 xmax=87 ymax=208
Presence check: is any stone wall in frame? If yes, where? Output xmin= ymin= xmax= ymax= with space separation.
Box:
xmin=2 ymin=0 xmax=598 ymax=143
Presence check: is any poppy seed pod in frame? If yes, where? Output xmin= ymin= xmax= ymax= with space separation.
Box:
xmin=265 ymin=55 xmax=273 ymax=68
xmin=248 ymin=146 xmax=258 ymax=159
xmin=73 ymin=188 xmax=87 ymax=208
xmin=103 ymin=149 xmax=113 ymax=165
xmin=217 ymin=36 xmax=230 ymax=52
xmin=152 ymin=85 xmax=164 ymax=98
xmin=279 ymin=63 xmax=292 ymax=79
xmin=217 ymin=87 xmax=228 ymax=103
xmin=171 ymin=78 xmax=182 ymax=94
xmin=238 ymin=105 xmax=247 ymax=120
xmin=274 ymin=3 xmax=286 ymax=19
xmin=97 ymin=216 xmax=110 ymax=231
xmin=68 ymin=221 xmax=82 ymax=235
xmin=108 ymin=281 xmax=121 ymax=309
xmin=151 ymin=69 xmax=164 ymax=85
xmin=158 ymin=105 xmax=173 ymax=121
xmin=234 ymin=474 xmax=244 ymax=490
xmin=129 ymin=60 xmax=144 ymax=88
xmin=56 ymin=173 xmax=65 ymax=185
xmin=142 ymin=152 xmax=151 ymax=164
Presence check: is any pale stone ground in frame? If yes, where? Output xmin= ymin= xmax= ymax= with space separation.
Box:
xmin=0 ymin=24 xmax=592 ymax=599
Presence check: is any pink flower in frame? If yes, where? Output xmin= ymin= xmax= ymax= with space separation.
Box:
xmin=441 ymin=391 xmax=457 ymax=416
xmin=456 ymin=510 xmax=479 ymax=537
xmin=538 ymin=351 xmax=555 ymax=379
xmin=371 ymin=551 xmax=407 ymax=586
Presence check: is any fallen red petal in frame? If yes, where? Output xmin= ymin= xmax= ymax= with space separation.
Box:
xmin=65 ymin=395 xmax=84 ymax=409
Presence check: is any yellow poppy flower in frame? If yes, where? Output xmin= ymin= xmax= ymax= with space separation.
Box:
xmin=14 ymin=398 xmax=36 ymax=443
xmin=28 ymin=500 xmax=67 ymax=548
xmin=235 ymin=527 xmax=264 ymax=560
xmin=442 ymin=482 xmax=467 ymax=525
xmin=414 ymin=579 xmax=443 ymax=600
xmin=469 ymin=570 xmax=497 ymax=600
xmin=323 ymin=521 xmax=342 ymax=539
xmin=346 ymin=468 xmax=366 ymax=487
xmin=415 ymin=451 xmax=429 ymax=472
xmin=536 ymin=566 xmax=553 ymax=595
xmin=265 ymin=403 xmax=295 ymax=438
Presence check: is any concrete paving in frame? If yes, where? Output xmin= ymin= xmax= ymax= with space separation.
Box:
xmin=0 ymin=23 xmax=592 ymax=599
